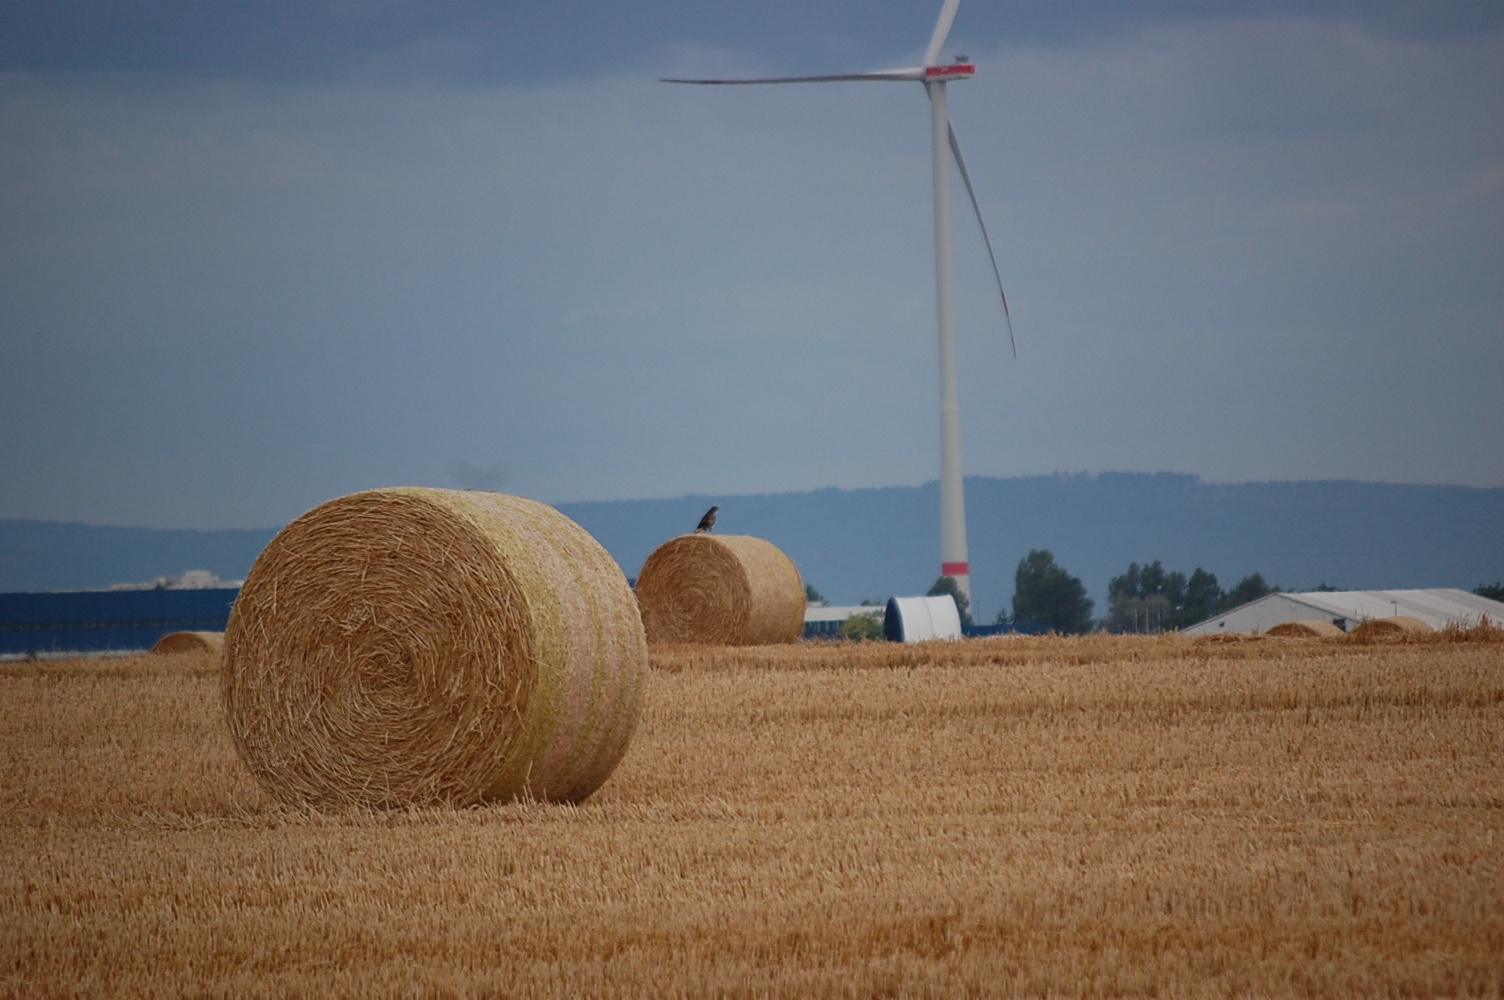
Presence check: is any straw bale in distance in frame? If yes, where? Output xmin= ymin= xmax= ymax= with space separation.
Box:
xmin=635 ymin=534 xmax=804 ymax=646
xmin=1264 ymin=619 xmax=1344 ymax=638
xmin=150 ymin=631 xmax=225 ymax=655
xmin=1349 ymin=615 xmax=1433 ymax=641
xmin=221 ymin=487 xmax=647 ymax=810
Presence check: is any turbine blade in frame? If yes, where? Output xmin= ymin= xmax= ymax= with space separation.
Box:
xmin=662 ymin=68 xmax=924 ymax=85
xmin=924 ymin=0 xmax=963 ymax=68
xmin=948 ymin=121 xmax=1016 ymax=358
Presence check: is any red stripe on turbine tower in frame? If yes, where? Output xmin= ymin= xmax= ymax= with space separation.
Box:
xmin=942 ymin=562 xmax=970 ymax=576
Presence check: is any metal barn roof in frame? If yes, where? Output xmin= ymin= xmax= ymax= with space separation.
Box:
xmin=1182 ymin=588 xmax=1504 ymax=636
xmin=0 ymin=587 xmax=240 ymax=657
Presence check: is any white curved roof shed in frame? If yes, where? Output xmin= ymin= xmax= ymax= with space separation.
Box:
xmin=883 ymin=595 xmax=963 ymax=642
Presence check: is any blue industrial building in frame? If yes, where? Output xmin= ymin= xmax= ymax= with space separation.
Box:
xmin=0 ymin=588 xmax=239 ymax=656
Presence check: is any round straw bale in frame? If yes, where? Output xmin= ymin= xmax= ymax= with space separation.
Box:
xmin=634 ymin=534 xmax=804 ymax=646
xmin=221 ymin=487 xmax=647 ymax=810
xmin=151 ymin=630 xmax=225 ymax=655
xmin=1348 ymin=615 xmax=1433 ymax=640
xmin=1264 ymin=619 xmax=1344 ymax=638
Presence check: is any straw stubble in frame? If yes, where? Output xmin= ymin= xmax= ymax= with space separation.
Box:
xmin=4 ymin=628 xmax=1501 ymax=997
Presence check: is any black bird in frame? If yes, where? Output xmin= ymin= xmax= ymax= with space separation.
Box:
xmin=695 ymin=506 xmax=718 ymax=533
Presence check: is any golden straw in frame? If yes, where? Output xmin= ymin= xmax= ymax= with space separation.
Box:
xmin=221 ymin=488 xmax=647 ymax=810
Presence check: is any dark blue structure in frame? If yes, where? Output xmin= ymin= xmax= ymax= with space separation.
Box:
xmin=0 ymin=588 xmax=239 ymax=655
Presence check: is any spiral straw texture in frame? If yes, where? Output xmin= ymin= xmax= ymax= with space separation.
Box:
xmin=634 ymin=533 xmax=805 ymax=646
xmin=221 ymin=488 xmax=647 ymax=810
xmin=151 ymin=630 xmax=225 ymax=655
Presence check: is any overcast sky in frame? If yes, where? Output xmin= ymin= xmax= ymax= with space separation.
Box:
xmin=2 ymin=1 xmax=1501 ymax=530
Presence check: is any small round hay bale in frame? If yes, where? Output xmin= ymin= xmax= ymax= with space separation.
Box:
xmin=1264 ymin=619 xmax=1344 ymax=638
xmin=221 ymin=488 xmax=647 ymax=810
xmin=151 ymin=630 xmax=225 ymax=655
xmin=634 ymin=534 xmax=804 ymax=646
xmin=1348 ymin=615 xmax=1433 ymax=641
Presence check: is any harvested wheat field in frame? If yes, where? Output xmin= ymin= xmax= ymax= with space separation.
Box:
xmin=3 ymin=630 xmax=1501 ymax=998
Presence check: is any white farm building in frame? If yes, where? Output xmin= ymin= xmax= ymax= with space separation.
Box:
xmin=1182 ymin=588 xmax=1504 ymax=636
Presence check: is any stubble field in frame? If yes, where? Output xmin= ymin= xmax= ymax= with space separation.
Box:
xmin=2 ymin=631 xmax=1501 ymax=998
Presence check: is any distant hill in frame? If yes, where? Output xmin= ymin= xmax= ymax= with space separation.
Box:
xmin=559 ymin=474 xmax=1504 ymax=622
xmin=4 ymin=474 xmax=1501 ymax=622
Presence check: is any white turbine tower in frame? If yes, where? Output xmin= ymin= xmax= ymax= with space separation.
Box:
xmin=664 ymin=0 xmax=1012 ymax=607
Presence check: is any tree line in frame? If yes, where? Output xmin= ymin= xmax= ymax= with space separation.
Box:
xmin=994 ymin=550 xmax=1275 ymax=635
xmin=838 ymin=557 xmax=1502 ymax=639
xmin=1101 ymin=559 xmax=1276 ymax=634
xmin=996 ymin=553 xmax=1502 ymax=635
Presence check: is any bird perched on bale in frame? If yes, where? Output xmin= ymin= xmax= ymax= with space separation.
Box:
xmin=695 ymin=506 xmax=718 ymax=533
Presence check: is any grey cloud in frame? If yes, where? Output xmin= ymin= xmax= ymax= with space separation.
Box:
xmin=3 ymin=2 xmax=1497 ymax=83
xmin=0 ymin=15 xmax=1499 ymax=531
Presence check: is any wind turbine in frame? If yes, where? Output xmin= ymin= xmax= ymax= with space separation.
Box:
xmin=664 ymin=0 xmax=1012 ymax=607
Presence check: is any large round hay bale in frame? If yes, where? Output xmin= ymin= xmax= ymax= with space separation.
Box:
xmin=221 ymin=488 xmax=647 ymax=810
xmin=1349 ymin=615 xmax=1433 ymax=640
xmin=634 ymin=534 xmax=804 ymax=646
xmin=151 ymin=630 xmax=225 ymax=655
xmin=1264 ymin=619 xmax=1344 ymax=638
